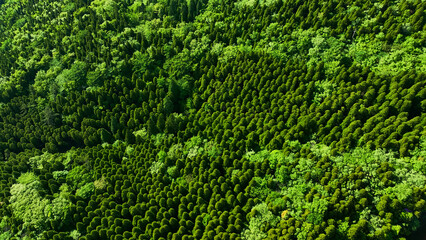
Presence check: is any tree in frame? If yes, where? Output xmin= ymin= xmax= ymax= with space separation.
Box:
xmin=181 ymin=2 xmax=188 ymax=22
xmin=87 ymin=63 xmax=107 ymax=87
xmin=110 ymin=117 xmax=120 ymax=135
xmin=125 ymin=130 xmax=135 ymax=144
xmin=55 ymin=61 xmax=87 ymax=93
xmin=165 ymin=114 xmax=178 ymax=134
xmin=188 ymin=0 xmax=196 ymax=20
xmin=100 ymin=128 xmax=114 ymax=143
xmin=163 ymin=94 xmax=174 ymax=114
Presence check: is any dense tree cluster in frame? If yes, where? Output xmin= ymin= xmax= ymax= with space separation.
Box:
xmin=0 ymin=0 xmax=425 ymax=239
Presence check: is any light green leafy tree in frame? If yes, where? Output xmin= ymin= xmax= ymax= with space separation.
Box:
xmin=33 ymin=66 xmax=62 ymax=96
xmin=55 ymin=61 xmax=87 ymax=93
xmin=242 ymin=203 xmax=280 ymax=240
xmin=76 ymin=182 xmax=94 ymax=199
xmin=9 ymin=172 xmax=71 ymax=231
xmin=90 ymin=0 xmax=117 ymax=19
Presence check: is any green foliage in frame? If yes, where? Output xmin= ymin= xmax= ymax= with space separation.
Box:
xmin=28 ymin=152 xmax=55 ymax=170
xmin=150 ymin=161 xmax=164 ymax=175
xmin=246 ymin=142 xmax=426 ymax=238
xmin=17 ymin=172 xmax=38 ymax=185
xmin=94 ymin=176 xmax=107 ymax=190
xmin=55 ymin=61 xmax=87 ymax=93
xmin=133 ymin=128 xmax=149 ymax=140
xmin=90 ymin=0 xmax=117 ymax=17
xmin=0 ymin=217 xmax=12 ymax=240
xmin=204 ymin=140 xmax=222 ymax=157
xmin=180 ymin=136 xmax=221 ymax=159
xmin=76 ymin=182 xmax=94 ymax=199
xmin=157 ymin=150 xmax=167 ymax=162
xmin=167 ymin=143 xmax=183 ymax=159
xmin=10 ymin=179 xmax=48 ymax=230
xmin=33 ymin=66 xmax=62 ymax=96
xmin=100 ymin=128 xmax=114 ymax=144
xmin=0 ymin=0 xmax=424 ymax=239
xmin=261 ymin=150 xmax=284 ymax=168
xmin=306 ymin=28 xmax=347 ymax=77
xmin=0 ymin=231 xmax=12 ymax=240
xmin=184 ymin=136 xmax=203 ymax=152
xmin=151 ymin=133 xmax=172 ymax=146
xmin=66 ymin=165 xmax=92 ymax=190
xmin=245 ymin=150 xmax=270 ymax=163
xmin=175 ymin=176 xmax=188 ymax=189
xmin=125 ymin=145 xmax=135 ymax=156
xmin=132 ymin=51 xmax=154 ymax=77
xmin=52 ymin=170 xmax=69 ymax=180
xmin=167 ymin=166 xmax=178 ymax=178
xmin=410 ymin=136 xmax=426 ymax=174
xmin=59 ymin=183 xmax=71 ymax=198
xmin=349 ymin=34 xmax=426 ymax=76
xmin=62 ymin=150 xmax=78 ymax=167
xmin=242 ymin=203 xmax=279 ymax=240
xmin=249 ymin=176 xmax=270 ymax=199
xmin=275 ymin=164 xmax=291 ymax=184
xmin=46 ymin=196 xmax=71 ymax=221
xmin=313 ymin=81 xmax=336 ymax=104
xmin=69 ymin=230 xmax=81 ymax=240
xmin=310 ymin=142 xmax=331 ymax=157
xmin=305 ymin=197 xmax=328 ymax=224
xmin=87 ymin=62 xmax=108 ymax=87
xmin=112 ymin=140 xmax=126 ymax=148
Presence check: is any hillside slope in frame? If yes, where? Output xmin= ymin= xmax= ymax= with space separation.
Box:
xmin=0 ymin=0 xmax=425 ymax=239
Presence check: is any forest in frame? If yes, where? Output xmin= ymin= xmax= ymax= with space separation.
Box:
xmin=0 ymin=0 xmax=425 ymax=239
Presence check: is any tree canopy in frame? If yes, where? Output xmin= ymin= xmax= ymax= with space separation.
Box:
xmin=0 ymin=0 xmax=425 ymax=239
